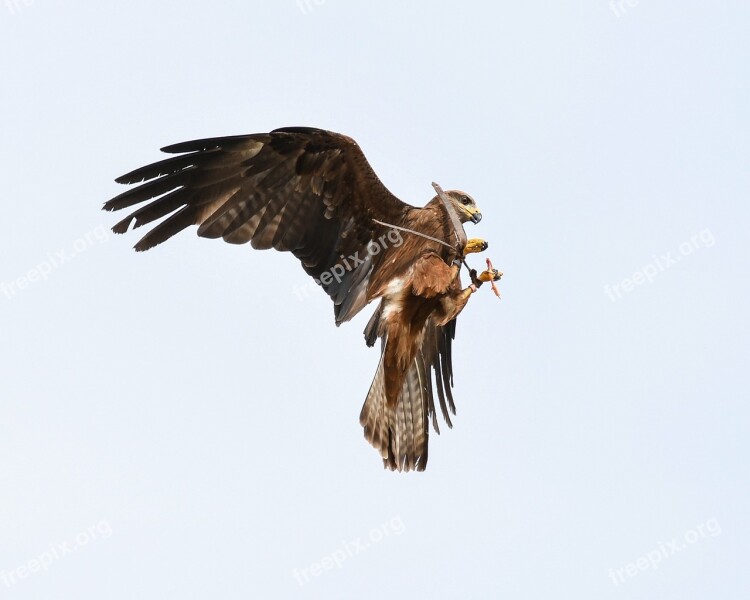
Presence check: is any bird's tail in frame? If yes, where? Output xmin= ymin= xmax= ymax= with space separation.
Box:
xmin=359 ymin=339 xmax=430 ymax=472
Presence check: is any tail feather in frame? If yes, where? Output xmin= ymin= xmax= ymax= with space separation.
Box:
xmin=360 ymin=346 xmax=390 ymax=461
xmin=360 ymin=338 xmax=430 ymax=472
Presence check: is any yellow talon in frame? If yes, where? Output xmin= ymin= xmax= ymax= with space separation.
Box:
xmin=464 ymin=238 xmax=489 ymax=256
xmin=478 ymin=268 xmax=502 ymax=282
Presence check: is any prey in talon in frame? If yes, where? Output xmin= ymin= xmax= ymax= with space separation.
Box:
xmin=466 ymin=256 xmax=503 ymax=297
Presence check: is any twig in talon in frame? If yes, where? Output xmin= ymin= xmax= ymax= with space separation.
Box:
xmin=486 ymin=257 xmax=501 ymax=298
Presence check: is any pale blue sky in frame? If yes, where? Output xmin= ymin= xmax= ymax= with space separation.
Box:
xmin=1 ymin=1 xmax=748 ymax=598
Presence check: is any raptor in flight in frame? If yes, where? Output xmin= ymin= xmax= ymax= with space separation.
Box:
xmin=104 ymin=127 xmax=501 ymax=471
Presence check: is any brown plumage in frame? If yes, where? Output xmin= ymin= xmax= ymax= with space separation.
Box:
xmin=104 ymin=126 xmax=486 ymax=472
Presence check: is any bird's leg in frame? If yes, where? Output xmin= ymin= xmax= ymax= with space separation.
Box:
xmin=434 ymin=260 xmax=474 ymax=325
xmin=463 ymin=238 xmax=488 ymax=256
xmin=437 ymin=257 xmax=501 ymax=326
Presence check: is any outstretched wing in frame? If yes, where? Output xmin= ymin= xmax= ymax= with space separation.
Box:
xmin=360 ymin=316 xmax=458 ymax=472
xmin=103 ymin=127 xmax=409 ymax=324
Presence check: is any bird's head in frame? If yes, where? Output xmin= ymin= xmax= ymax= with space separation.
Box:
xmin=442 ymin=190 xmax=482 ymax=224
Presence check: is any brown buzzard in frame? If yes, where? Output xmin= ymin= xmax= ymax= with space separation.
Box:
xmin=103 ymin=127 xmax=500 ymax=471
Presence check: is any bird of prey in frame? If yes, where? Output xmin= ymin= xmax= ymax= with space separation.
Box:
xmin=103 ymin=127 xmax=501 ymax=472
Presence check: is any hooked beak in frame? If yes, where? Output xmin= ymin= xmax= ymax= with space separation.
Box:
xmin=470 ymin=210 xmax=482 ymax=224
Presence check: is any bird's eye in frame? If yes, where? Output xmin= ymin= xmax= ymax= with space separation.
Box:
xmin=461 ymin=196 xmax=471 ymax=205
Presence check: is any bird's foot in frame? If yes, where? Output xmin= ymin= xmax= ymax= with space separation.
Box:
xmin=464 ymin=238 xmax=489 ymax=256
xmin=477 ymin=268 xmax=502 ymax=282
xmin=469 ymin=259 xmax=502 ymax=297
xmin=469 ymin=267 xmax=502 ymax=285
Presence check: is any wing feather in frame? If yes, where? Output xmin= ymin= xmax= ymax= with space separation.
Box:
xmin=104 ymin=128 xmax=410 ymax=323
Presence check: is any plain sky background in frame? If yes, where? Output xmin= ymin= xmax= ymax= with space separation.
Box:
xmin=1 ymin=1 xmax=748 ymax=598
